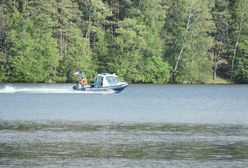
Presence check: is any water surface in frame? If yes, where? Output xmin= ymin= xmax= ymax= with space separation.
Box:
xmin=0 ymin=84 xmax=248 ymax=167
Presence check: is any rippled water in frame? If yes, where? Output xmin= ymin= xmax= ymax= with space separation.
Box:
xmin=1 ymin=121 xmax=248 ymax=167
xmin=0 ymin=84 xmax=248 ymax=167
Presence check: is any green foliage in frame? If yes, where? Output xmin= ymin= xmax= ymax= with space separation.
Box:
xmin=143 ymin=56 xmax=171 ymax=83
xmin=58 ymin=27 xmax=91 ymax=81
xmin=0 ymin=0 xmax=248 ymax=83
xmin=164 ymin=0 xmax=215 ymax=83
xmin=211 ymin=0 xmax=231 ymax=79
xmin=230 ymin=0 xmax=248 ymax=83
xmin=0 ymin=52 xmax=7 ymax=82
xmin=163 ymin=0 xmax=187 ymax=66
xmin=234 ymin=20 xmax=248 ymax=83
xmin=176 ymin=54 xmax=213 ymax=83
xmin=7 ymin=10 xmax=60 ymax=83
xmin=234 ymin=55 xmax=248 ymax=83
xmin=107 ymin=18 xmax=146 ymax=82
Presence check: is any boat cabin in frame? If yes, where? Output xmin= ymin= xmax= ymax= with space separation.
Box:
xmin=94 ymin=73 xmax=119 ymax=88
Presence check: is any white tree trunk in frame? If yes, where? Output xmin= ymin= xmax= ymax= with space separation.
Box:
xmin=172 ymin=0 xmax=193 ymax=80
xmin=85 ymin=16 xmax=92 ymax=39
xmin=231 ymin=1 xmax=247 ymax=79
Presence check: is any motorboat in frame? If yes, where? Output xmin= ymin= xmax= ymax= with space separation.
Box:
xmin=73 ymin=73 xmax=128 ymax=93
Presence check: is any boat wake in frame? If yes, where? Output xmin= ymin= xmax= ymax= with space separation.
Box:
xmin=0 ymin=84 xmax=115 ymax=94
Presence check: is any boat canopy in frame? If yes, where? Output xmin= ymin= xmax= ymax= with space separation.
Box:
xmin=94 ymin=73 xmax=119 ymax=88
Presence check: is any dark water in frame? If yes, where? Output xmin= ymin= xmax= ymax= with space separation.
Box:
xmin=0 ymin=84 xmax=248 ymax=167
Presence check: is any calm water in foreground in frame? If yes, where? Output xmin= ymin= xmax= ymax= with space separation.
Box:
xmin=0 ymin=84 xmax=248 ymax=167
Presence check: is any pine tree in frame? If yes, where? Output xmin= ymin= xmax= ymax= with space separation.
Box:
xmin=47 ymin=0 xmax=93 ymax=81
xmin=212 ymin=0 xmax=230 ymax=80
xmin=77 ymin=0 xmax=110 ymax=76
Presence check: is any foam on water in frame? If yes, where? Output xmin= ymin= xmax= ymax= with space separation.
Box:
xmin=0 ymin=85 xmax=16 ymax=93
xmin=0 ymin=84 xmax=115 ymax=94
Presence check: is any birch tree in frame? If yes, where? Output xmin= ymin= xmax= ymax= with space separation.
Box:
xmin=232 ymin=0 xmax=248 ymax=83
xmin=171 ymin=0 xmax=193 ymax=81
xmin=230 ymin=0 xmax=248 ymax=80
xmin=164 ymin=0 xmax=215 ymax=83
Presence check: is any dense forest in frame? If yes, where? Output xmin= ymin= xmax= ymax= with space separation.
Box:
xmin=0 ymin=0 xmax=248 ymax=83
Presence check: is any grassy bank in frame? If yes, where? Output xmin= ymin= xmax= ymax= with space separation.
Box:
xmin=205 ymin=77 xmax=232 ymax=84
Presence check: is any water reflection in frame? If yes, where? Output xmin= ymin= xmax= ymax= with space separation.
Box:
xmin=1 ymin=121 xmax=248 ymax=167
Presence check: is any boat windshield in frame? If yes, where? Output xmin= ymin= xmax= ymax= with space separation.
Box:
xmin=94 ymin=76 xmax=103 ymax=88
xmin=106 ymin=76 xmax=119 ymax=86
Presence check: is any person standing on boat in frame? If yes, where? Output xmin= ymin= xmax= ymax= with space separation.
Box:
xmin=74 ymin=71 xmax=87 ymax=85
xmin=80 ymin=77 xmax=87 ymax=85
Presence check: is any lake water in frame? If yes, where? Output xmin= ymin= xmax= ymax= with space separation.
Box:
xmin=0 ymin=84 xmax=248 ymax=167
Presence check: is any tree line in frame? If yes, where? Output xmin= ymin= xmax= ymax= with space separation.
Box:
xmin=0 ymin=0 xmax=248 ymax=83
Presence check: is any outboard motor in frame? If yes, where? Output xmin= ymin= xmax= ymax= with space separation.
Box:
xmin=73 ymin=83 xmax=85 ymax=90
